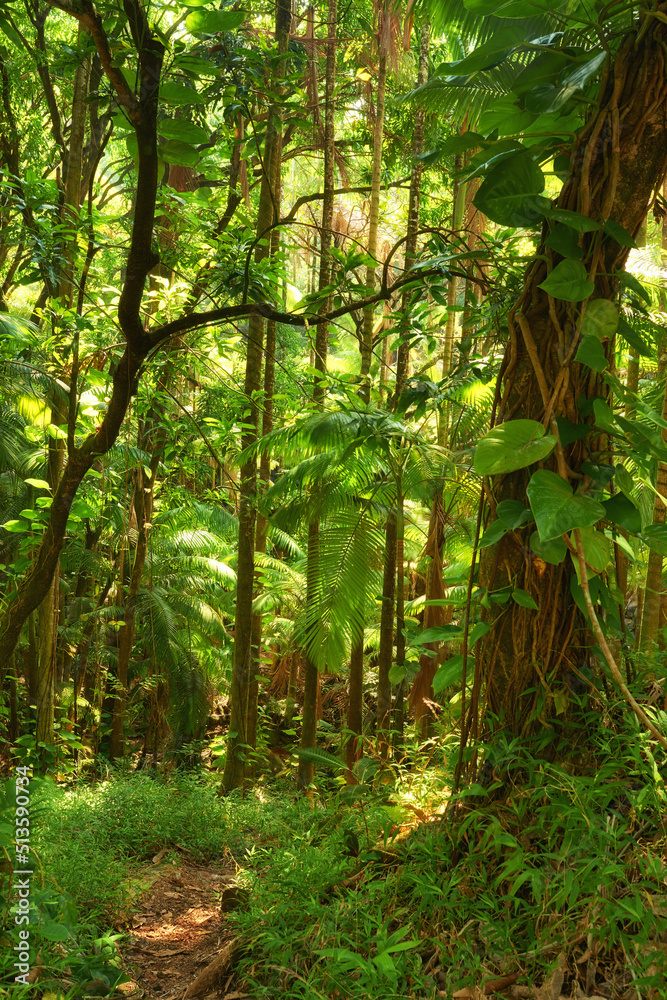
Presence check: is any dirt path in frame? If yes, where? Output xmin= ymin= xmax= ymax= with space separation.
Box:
xmin=117 ymin=857 xmax=242 ymax=1000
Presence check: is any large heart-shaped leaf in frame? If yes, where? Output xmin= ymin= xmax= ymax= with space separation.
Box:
xmin=580 ymin=300 xmax=618 ymax=340
xmin=473 ymin=152 xmax=549 ymax=227
xmin=527 ymin=469 xmax=605 ymax=541
xmin=530 ymin=530 xmax=566 ymax=565
xmin=575 ymin=336 xmax=608 ymax=372
xmin=602 ymin=493 xmax=641 ymax=533
xmin=496 ymin=499 xmax=531 ymax=529
xmin=539 ymin=259 xmax=594 ymax=301
xmin=475 ymin=419 xmax=557 ymax=475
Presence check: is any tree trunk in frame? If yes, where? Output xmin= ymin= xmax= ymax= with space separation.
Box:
xmin=222 ymin=0 xmax=291 ymax=793
xmin=247 ymin=212 xmax=281 ymax=777
xmin=376 ymin=511 xmax=396 ymax=756
xmin=360 ymin=5 xmax=388 ymax=401
xmin=639 ymin=366 xmax=667 ymax=654
xmin=0 ymin=3 xmax=165 ymax=668
xmin=395 ymin=20 xmax=430 ymax=403
xmin=478 ymin=18 xmax=667 ymax=734
xmin=345 ymin=632 xmax=364 ymax=780
xmin=297 ymin=0 xmax=337 ymax=792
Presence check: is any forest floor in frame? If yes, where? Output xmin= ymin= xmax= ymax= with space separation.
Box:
xmin=117 ymin=856 xmax=239 ymax=1000
xmin=4 ymin=712 xmax=667 ymax=999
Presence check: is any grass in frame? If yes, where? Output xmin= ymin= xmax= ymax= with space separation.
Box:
xmin=2 ymin=711 xmax=667 ymax=999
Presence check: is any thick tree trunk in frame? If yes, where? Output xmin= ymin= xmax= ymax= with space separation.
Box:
xmin=297 ymin=0 xmax=337 ymax=792
xmin=478 ymin=17 xmax=667 ymax=733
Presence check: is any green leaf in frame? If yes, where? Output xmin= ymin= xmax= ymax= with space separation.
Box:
xmin=545 ymin=208 xmax=600 ymax=233
xmin=527 ymin=469 xmax=605 ymax=541
xmin=160 ymin=119 xmax=209 ymax=144
xmin=580 ymin=300 xmax=618 ymax=341
xmin=433 ymin=655 xmax=464 ymax=693
xmin=479 ymin=519 xmax=509 ymax=549
xmin=2 ymin=519 xmax=28 ymax=533
xmin=438 ymin=27 xmax=526 ymax=77
xmin=619 ymin=270 xmax=650 ymax=304
xmin=473 ymin=153 xmax=549 ymax=227
xmin=388 ymin=663 xmax=406 ymax=684
xmin=642 ymin=525 xmax=667 ymax=557
xmin=291 ymin=747 xmax=347 ymax=772
xmin=474 ymin=419 xmax=557 ymax=475
xmin=421 ymin=132 xmax=484 ymax=161
xmin=409 ymin=625 xmax=463 ymax=645
xmin=463 ymin=0 xmax=552 ymax=15
xmin=575 ymin=336 xmax=608 ymax=372
xmin=614 ymin=463 xmax=635 ymax=498
xmin=23 ymin=478 xmax=51 ymax=490
xmin=185 ymin=9 xmax=245 ymax=33
xmin=602 ymin=493 xmax=641 ymax=533
xmin=160 ymin=81 xmax=201 ymax=106
xmin=496 ymin=499 xmax=531 ymax=530
xmin=617 ymin=316 xmax=652 ymax=358
xmin=545 ymin=224 xmax=583 ymax=259
xmin=512 ymin=588 xmax=538 ymax=610
xmin=592 ymin=399 xmax=617 ymax=433
xmin=555 ymin=416 xmax=589 ymax=446
xmin=38 ymin=922 xmax=71 ymax=942
xmin=538 ymin=260 xmax=594 ymax=301
xmin=525 ymin=51 xmax=606 ymax=114
xmin=570 ymin=526 xmax=611 ymax=580
xmin=160 ymin=139 xmax=200 ymax=167
xmin=581 ymin=461 xmax=614 ymax=485
xmin=468 ymin=621 xmax=491 ymax=646
xmin=513 ymin=49 xmax=571 ymax=100
xmin=603 ymin=219 xmax=637 ymax=248
xmin=530 ymin=530 xmax=566 ymax=565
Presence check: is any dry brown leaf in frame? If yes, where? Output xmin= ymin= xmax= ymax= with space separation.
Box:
xmin=152 ymin=848 xmax=169 ymax=864
xmin=537 ymin=951 xmax=566 ymax=1000
xmin=482 ymin=971 xmax=522 ymax=995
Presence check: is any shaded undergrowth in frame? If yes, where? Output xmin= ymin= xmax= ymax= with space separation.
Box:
xmin=2 ymin=713 xmax=667 ymax=999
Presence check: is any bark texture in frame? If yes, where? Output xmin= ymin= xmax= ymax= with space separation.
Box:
xmin=478 ymin=15 xmax=667 ymax=732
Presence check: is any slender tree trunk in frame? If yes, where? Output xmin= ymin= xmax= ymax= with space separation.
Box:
xmin=391 ymin=479 xmax=406 ymax=747
xmin=360 ymin=5 xmax=388 ymax=401
xmin=639 ymin=368 xmax=667 ymax=653
xmin=247 ymin=200 xmax=282 ymax=777
xmin=478 ymin=17 xmax=667 ymax=732
xmin=297 ymin=0 xmax=337 ymax=791
xmin=376 ymin=510 xmax=396 ymax=757
xmin=345 ymin=632 xmax=364 ymax=780
xmin=223 ymin=0 xmax=291 ymax=793
xmin=108 ymin=466 xmax=150 ymax=759
xmin=395 ymin=21 xmax=430 ymax=403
